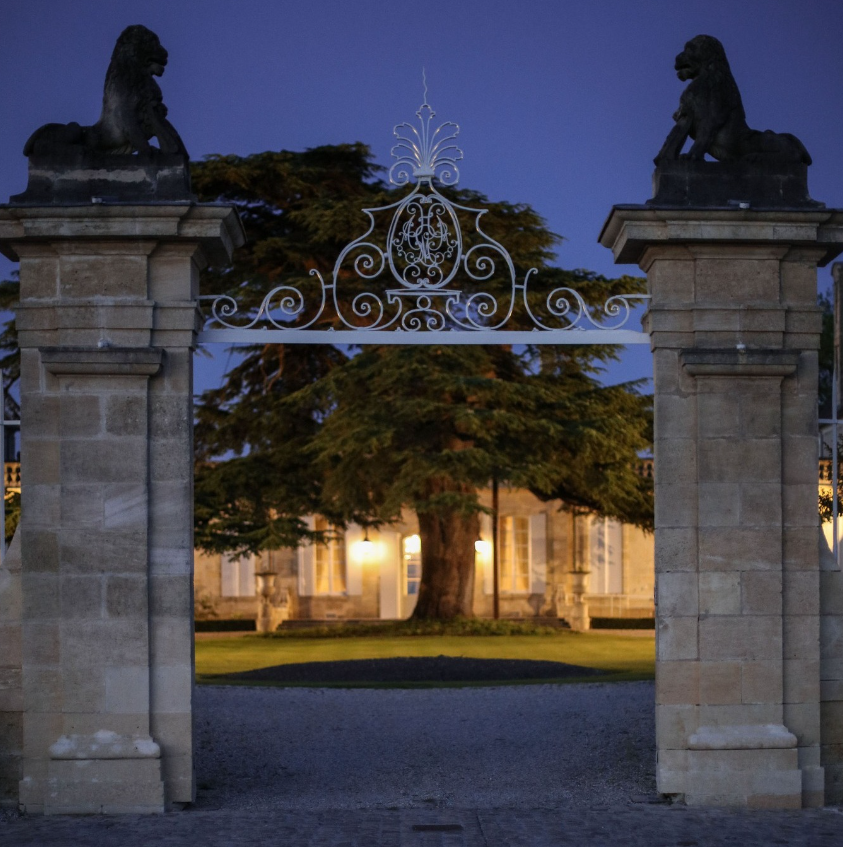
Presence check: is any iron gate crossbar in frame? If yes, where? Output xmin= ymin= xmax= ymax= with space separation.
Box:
xmin=196 ymin=328 xmax=650 ymax=345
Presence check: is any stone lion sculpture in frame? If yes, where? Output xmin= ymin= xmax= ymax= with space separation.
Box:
xmin=23 ymin=24 xmax=187 ymax=159
xmin=654 ymin=34 xmax=810 ymax=166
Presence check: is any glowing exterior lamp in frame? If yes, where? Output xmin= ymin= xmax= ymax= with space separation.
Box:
xmin=474 ymin=539 xmax=491 ymax=556
xmin=359 ymin=527 xmax=375 ymax=558
xmin=404 ymin=534 xmax=421 ymax=556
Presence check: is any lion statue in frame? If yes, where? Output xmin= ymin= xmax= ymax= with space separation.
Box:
xmin=23 ymin=24 xmax=187 ymax=159
xmin=654 ymin=34 xmax=810 ymax=166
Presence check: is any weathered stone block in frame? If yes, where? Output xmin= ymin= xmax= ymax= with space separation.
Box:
xmin=59 ymin=666 xmax=105 ymax=713
xmin=652 ymin=438 xmax=696 ymax=484
xmin=740 ymin=571 xmax=782 ymax=615
xmin=24 ymin=440 xmax=60 ymax=486
xmin=655 ymin=484 xmax=698 ymax=528
xmin=60 ymin=529 xmax=146 ymax=574
xmin=655 ymin=703 xmax=699 ymax=750
xmin=784 ymin=615 xmax=820 ymax=660
xmin=21 ymin=623 xmax=60 ymax=666
xmin=104 ymin=395 xmax=147 ymax=437
xmin=739 ymin=483 xmax=782 ymax=527
xmin=150 ymin=438 xmax=192 ymax=482
xmin=149 ymin=575 xmax=192 ymax=618
xmin=60 ymin=576 xmax=103 ymax=619
xmin=21 ymin=573 xmax=60 ymax=620
xmin=19 ymin=529 xmax=58 ymax=573
xmin=698 ymin=439 xmax=780 ymax=484
xmin=699 ymin=661 xmax=742 ymax=705
xmin=785 ymin=659 xmax=821 ymax=704
xmin=45 ymin=756 xmax=164 ymax=815
xmin=699 ymin=615 xmax=782 ymax=662
xmin=697 ymin=392 xmax=740 ymax=438
xmin=783 ymin=484 xmax=822 ymax=527
xmin=699 ymin=571 xmax=741 ymax=616
xmin=103 ymin=485 xmax=147 ymax=531
xmin=784 ymin=527 xmax=821 ymax=570
xmin=657 ymin=616 xmax=698 ymax=661
xmin=657 ymin=571 xmax=699 ymax=617
xmin=694 ymin=258 xmax=781 ymax=305
xmin=58 ymin=394 xmax=102 ymax=438
xmin=740 ymin=661 xmax=783 ymax=704
xmin=60 ymin=439 xmax=146 ymax=484
xmin=149 ymin=667 xmax=191 ymax=715
xmin=60 ymin=485 xmax=103 ymax=527
xmin=740 ymin=395 xmax=783 ymax=439
xmin=784 ymin=572 xmax=820 ymax=617
xmin=60 ymin=621 xmax=148 ymax=668
xmin=106 ymin=576 xmax=148 ymax=618
xmin=654 ymin=527 xmax=698 ymax=573
xmin=21 ymin=667 xmax=61 ymax=713
xmin=23 ymin=396 xmax=59 ymax=438
xmin=57 ymin=254 xmax=149 ymax=300
xmin=698 ymin=483 xmax=740 ymax=527
xmin=697 ymin=703 xmax=784 ymax=727
xmin=105 ymin=667 xmax=151 ymax=714
xmin=699 ymin=528 xmax=781 ymax=571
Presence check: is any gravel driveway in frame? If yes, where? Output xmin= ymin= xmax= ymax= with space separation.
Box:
xmin=194 ymin=680 xmax=656 ymax=811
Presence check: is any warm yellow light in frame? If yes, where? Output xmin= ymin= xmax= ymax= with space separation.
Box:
xmin=403 ymin=534 xmax=421 ymax=555
xmin=353 ymin=535 xmax=380 ymax=563
xmin=474 ymin=539 xmax=491 ymax=556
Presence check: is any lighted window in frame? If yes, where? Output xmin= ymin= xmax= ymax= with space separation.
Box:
xmin=500 ymin=516 xmax=530 ymax=593
xmin=403 ymin=534 xmax=421 ymax=595
xmin=314 ymin=517 xmax=346 ymax=595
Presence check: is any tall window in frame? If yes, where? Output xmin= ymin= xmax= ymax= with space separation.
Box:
xmin=589 ymin=517 xmax=623 ymax=594
xmin=221 ymin=553 xmax=255 ymax=597
xmin=403 ymin=534 xmax=421 ymax=595
xmin=499 ymin=516 xmax=530 ymax=593
xmin=314 ymin=517 xmax=346 ymax=595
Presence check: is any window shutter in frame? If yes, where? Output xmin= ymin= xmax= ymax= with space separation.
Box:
xmin=220 ymin=553 xmax=238 ymax=597
xmin=239 ymin=554 xmax=256 ymax=597
xmin=480 ymin=513 xmax=493 ymax=594
xmin=345 ymin=524 xmax=364 ymax=596
xmin=298 ymin=516 xmax=316 ymax=596
xmin=529 ymin=513 xmax=548 ymax=594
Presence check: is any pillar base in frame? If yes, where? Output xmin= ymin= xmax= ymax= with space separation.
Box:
xmin=681 ymin=724 xmax=802 ymax=808
xmin=42 ymin=732 xmax=164 ymax=815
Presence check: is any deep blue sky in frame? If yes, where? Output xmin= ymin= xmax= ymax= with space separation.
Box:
xmin=2 ymin=0 xmax=842 ymax=391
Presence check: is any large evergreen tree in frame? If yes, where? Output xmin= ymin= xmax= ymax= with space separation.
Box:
xmin=192 ymin=144 xmax=653 ymax=619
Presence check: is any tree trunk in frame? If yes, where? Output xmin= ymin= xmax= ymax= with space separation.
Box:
xmin=412 ymin=483 xmax=480 ymax=620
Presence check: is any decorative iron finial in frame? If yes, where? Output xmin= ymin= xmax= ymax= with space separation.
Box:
xmin=389 ymin=84 xmax=463 ymax=186
xmin=198 ymin=87 xmax=649 ymax=341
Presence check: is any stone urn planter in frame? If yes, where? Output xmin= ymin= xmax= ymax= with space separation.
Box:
xmin=567 ymin=570 xmax=591 ymax=632
xmin=255 ymin=571 xmax=289 ymax=633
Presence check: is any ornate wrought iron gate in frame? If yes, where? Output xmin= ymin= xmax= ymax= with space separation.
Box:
xmin=197 ymin=97 xmax=649 ymax=348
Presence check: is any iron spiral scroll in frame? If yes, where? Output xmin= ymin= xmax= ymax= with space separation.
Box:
xmin=199 ymin=97 xmax=649 ymax=344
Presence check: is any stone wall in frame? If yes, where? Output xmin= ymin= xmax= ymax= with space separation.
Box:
xmin=0 ymin=203 xmax=243 ymax=813
xmin=601 ymin=207 xmax=843 ymax=808
xmin=0 ymin=530 xmax=22 ymax=806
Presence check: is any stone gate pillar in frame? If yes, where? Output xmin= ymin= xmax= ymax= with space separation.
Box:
xmin=601 ymin=205 xmax=843 ymax=807
xmin=0 ymin=203 xmax=243 ymax=813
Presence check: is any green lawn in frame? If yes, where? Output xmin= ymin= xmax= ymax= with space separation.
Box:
xmin=195 ymin=631 xmax=655 ymax=687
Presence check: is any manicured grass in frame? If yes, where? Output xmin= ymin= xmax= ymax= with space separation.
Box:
xmin=195 ymin=631 xmax=654 ymax=687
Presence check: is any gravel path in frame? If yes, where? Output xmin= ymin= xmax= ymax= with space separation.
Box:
xmin=5 ymin=681 xmax=843 ymax=845
xmin=194 ymin=680 xmax=656 ymax=810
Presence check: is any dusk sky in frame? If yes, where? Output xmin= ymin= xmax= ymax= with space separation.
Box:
xmin=3 ymin=0 xmax=843 ymax=391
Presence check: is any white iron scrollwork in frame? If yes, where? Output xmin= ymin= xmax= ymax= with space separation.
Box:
xmin=198 ymin=96 xmax=649 ymax=345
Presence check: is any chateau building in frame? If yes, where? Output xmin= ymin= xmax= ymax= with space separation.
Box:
xmin=193 ymin=486 xmax=656 ymax=627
